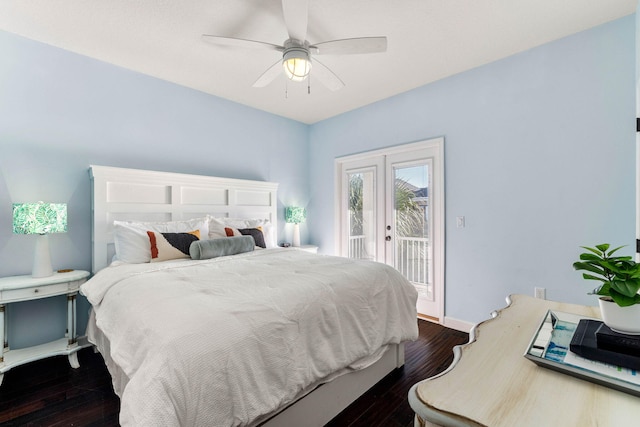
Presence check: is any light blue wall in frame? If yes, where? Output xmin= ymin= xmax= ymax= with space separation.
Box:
xmin=0 ymin=30 xmax=309 ymax=348
xmin=309 ymin=16 xmax=636 ymax=324
xmin=0 ymin=14 xmax=635 ymax=347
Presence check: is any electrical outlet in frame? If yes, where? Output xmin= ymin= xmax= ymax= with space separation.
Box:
xmin=535 ymin=287 xmax=546 ymax=300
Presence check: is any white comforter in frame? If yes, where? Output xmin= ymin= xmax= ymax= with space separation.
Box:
xmin=81 ymin=249 xmax=418 ymax=426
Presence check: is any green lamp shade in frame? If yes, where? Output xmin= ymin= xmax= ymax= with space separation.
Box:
xmin=13 ymin=202 xmax=68 ymax=234
xmin=285 ymin=206 xmax=306 ymax=224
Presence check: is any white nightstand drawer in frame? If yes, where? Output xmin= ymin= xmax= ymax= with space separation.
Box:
xmin=0 ymin=281 xmax=73 ymax=303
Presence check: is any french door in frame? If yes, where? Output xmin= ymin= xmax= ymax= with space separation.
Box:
xmin=336 ymin=138 xmax=444 ymax=322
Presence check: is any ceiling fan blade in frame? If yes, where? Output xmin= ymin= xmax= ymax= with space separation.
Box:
xmin=281 ymin=0 xmax=308 ymax=42
xmin=311 ymin=59 xmax=345 ymax=92
xmin=202 ymin=35 xmax=283 ymax=51
xmin=252 ymin=60 xmax=283 ymax=88
xmin=311 ymin=37 xmax=387 ymax=55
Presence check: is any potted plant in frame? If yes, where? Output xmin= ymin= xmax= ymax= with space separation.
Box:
xmin=573 ymin=243 xmax=640 ymax=335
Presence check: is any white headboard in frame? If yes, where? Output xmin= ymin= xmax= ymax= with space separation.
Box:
xmin=89 ymin=165 xmax=279 ymax=273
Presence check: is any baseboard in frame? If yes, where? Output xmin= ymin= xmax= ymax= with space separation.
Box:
xmin=443 ymin=316 xmax=474 ymax=333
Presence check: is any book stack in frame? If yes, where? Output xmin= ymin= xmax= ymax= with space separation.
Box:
xmin=570 ymin=320 xmax=640 ymax=370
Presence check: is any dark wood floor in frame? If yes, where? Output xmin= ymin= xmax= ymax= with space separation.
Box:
xmin=0 ymin=321 xmax=468 ymax=426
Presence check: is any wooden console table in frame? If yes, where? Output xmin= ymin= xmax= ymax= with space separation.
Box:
xmin=408 ymin=294 xmax=640 ymax=426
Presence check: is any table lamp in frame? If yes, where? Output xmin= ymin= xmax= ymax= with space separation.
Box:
xmin=12 ymin=202 xmax=67 ymax=278
xmin=285 ymin=206 xmax=306 ymax=247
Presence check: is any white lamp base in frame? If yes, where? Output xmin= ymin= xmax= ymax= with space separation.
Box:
xmin=32 ymin=234 xmax=53 ymax=278
xmin=292 ymin=223 xmax=301 ymax=247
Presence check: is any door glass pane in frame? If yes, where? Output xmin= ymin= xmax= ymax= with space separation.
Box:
xmin=348 ymin=170 xmax=376 ymax=260
xmin=394 ymin=164 xmax=432 ymax=299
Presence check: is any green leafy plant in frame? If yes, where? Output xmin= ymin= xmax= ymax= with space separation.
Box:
xmin=573 ymin=244 xmax=640 ymax=307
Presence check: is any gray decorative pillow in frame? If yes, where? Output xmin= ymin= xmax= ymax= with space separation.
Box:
xmin=189 ymin=236 xmax=255 ymax=260
xmin=238 ymin=228 xmax=266 ymax=249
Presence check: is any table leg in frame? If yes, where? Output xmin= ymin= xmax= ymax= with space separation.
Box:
xmin=72 ymin=294 xmax=77 ymax=342
xmin=68 ymin=352 xmax=79 ymax=369
xmin=67 ymin=293 xmax=77 ymax=345
xmin=0 ymin=305 xmax=4 ymax=364
xmin=66 ymin=293 xmax=80 ymax=369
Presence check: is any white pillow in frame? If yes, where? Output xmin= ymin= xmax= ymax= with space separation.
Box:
xmin=208 ymin=218 xmax=234 ymax=239
xmin=113 ymin=217 xmax=209 ymax=264
xmin=208 ymin=217 xmax=276 ymax=248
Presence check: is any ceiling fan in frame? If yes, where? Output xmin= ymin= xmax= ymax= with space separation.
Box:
xmin=202 ymin=0 xmax=387 ymax=91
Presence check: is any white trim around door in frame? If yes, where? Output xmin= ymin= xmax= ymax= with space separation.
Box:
xmin=334 ymin=137 xmax=445 ymax=323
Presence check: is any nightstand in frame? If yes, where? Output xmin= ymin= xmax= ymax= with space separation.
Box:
xmin=297 ymin=245 xmax=319 ymax=254
xmin=0 ymin=269 xmax=90 ymax=385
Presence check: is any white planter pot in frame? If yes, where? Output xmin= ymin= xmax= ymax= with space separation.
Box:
xmin=598 ymin=297 xmax=640 ymax=335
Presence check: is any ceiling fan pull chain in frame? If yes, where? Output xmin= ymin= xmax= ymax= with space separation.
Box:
xmin=308 ymin=76 xmax=311 ymax=95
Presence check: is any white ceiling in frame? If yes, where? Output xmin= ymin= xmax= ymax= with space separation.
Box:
xmin=0 ymin=1 xmax=635 ymax=124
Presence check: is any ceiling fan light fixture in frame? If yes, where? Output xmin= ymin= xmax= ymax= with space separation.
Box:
xmin=282 ymin=48 xmax=311 ymax=82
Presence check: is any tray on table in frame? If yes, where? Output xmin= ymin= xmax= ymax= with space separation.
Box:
xmin=524 ymin=310 xmax=640 ymax=397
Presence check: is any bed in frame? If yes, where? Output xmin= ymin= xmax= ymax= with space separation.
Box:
xmin=81 ymin=165 xmax=419 ymax=426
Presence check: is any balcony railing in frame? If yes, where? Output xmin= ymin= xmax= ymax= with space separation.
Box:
xmin=349 ymin=235 xmax=370 ymax=260
xmin=396 ymin=237 xmax=429 ymax=285
xmin=348 ymin=235 xmax=430 ymax=286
